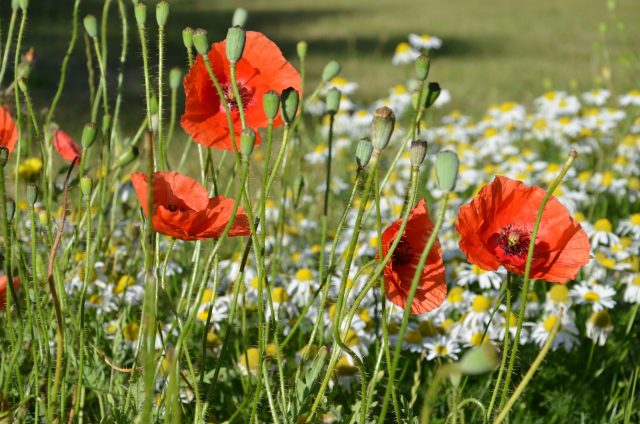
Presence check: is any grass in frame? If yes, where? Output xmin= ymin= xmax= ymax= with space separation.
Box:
xmin=19 ymin=0 xmax=640 ymax=134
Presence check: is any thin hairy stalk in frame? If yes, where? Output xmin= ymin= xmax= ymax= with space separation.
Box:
xmin=494 ymin=314 xmax=561 ymax=424
xmin=157 ymin=17 xmax=166 ymax=170
xmin=499 ymin=150 xmax=577 ymax=411
xmin=486 ymin=274 xmax=512 ymax=419
xmin=45 ymin=0 xmax=82 ymax=124
xmin=0 ymin=6 xmax=18 ymax=87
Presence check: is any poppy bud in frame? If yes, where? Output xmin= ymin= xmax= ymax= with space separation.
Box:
xmin=192 ymin=29 xmax=210 ymax=56
xmin=81 ymin=123 xmax=98 ymax=149
xmin=263 ymin=90 xmax=280 ymax=121
xmin=415 ymin=54 xmax=430 ymax=81
xmin=292 ymin=175 xmax=304 ymax=209
xmin=182 ymin=27 xmax=194 ymax=50
xmin=11 ymin=0 xmax=19 ymax=11
xmin=371 ymin=107 xmax=395 ymax=152
xmin=156 ymin=1 xmax=169 ymax=28
xmin=19 ymin=0 xmax=27 ymax=11
xmin=116 ymin=146 xmax=139 ymax=168
xmin=409 ymin=139 xmax=428 ymax=167
xmin=280 ymin=87 xmax=299 ymax=124
xmin=459 ymin=344 xmax=499 ymax=375
xmin=321 ymin=60 xmax=341 ymax=82
xmin=434 ymin=150 xmax=459 ymax=192
xmin=325 ymin=88 xmax=341 ymax=115
xmin=169 ymin=67 xmax=182 ymax=91
xmin=297 ymin=41 xmax=308 ymax=60
xmin=226 ymin=26 xmax=246 ymax=64
xmin=26 ymin=183 xmax=38 ymax=206
xmin=0 ymin=147 xmax=8 ymax=167
xmin=424 ymin=82 xmax=441 ymax=108
xmin=83 ymin=15 xmax=98 ymax=38
xmin=355 ymin=138 xmax=373 ymax=169
xmin=134 ymin=3 xmax=147 ymax=28
xmin=232 ymin=8 xmax=248 ymax=27
xmin=6 ymin=199 xmax=15 ymax=222
xmin=80 ymin=176 xmax=93 ymax=197
xmin=240 ymin=128 xmax=256 ymax=157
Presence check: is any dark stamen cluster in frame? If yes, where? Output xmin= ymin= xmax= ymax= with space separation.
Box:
xmin=497 ymin=224 xmax=531 ymax=257
xmin=223 ymin=83 xmax=250 ymax=111
xmin=392 ymin=237 xmax=414 ymax=266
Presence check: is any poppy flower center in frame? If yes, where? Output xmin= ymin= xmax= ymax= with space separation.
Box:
xmin=392 ymin=238 xmax=414 ymax=266
xmin=166 ymin=203 xmax=187 ymax=213
xmin=497 ymin=224 xmax=531 ymax=258
xmin=222 ymin=83 xmax=251 ymax=111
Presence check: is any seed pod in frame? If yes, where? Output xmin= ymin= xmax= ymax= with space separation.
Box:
xmin=415 ymin=54 xmax=430 ymax=81
xmin=325 ymin=88 xmax=341 ymax=115
xmin=169 ymin=67 xmax=182 ymax=91
xmin=134 ymin=3 xmax=147 ymax=27
xmin=370 ymin=107 xmax=395 ymax=152
xmin=355 ymin=138 xmax=374 ymax=169
xmin=182 ymin=27 xmax=194 ymax=50
xmin=80 ymin=176 xmax=93 ymax=197
xmin=409 ymin=139 xmax=428 ymax=167
xmin=240 ymin=127 xmax=256 ymax=157
xmin=156 ymin=1 xmax=169 ymax=28
xmin=226 ymin=26 xmax=246 ymax=63
xmin=26 ymin=184 xmax=38 ymax=206
xmin=297 ymin=41 xmax=308 ymax=60
xmin=263 ymin=90 xmax=280 ymax=121
xmin=81 ymin=123 xmax=98 ymax=149
xmin=83 ymin=15 xmax=98 ymax=38
xmin=192 ymin=29 xmax=210 ymax=56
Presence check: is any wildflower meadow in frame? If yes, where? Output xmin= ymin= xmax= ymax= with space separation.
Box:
xmin=0 ymin=0 xmax=639 ymax=422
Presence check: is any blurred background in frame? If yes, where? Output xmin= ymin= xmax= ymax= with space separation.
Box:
xmin=13 ymin=0 xmax=640 ymax=131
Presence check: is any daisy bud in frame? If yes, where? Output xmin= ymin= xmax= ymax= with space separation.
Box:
xmin=19 ymin=0 xmax=27 ymax=11
xmin=26 ymin=183 xmax=38 ymax=206
xmin=134 ymin=3 xmax=147 ymax=28
xmin=355 ymin=138 xmax=374 ymax=169
xmin=226 ymin=26 xmax=246 ymax=64
xmin=263 ymin=90 xmax=280 ymax=121
xmin=169 ymin=67 xmax=182 ymax=91
xmin=0 ymin=147 xmax=8 ymax=167
xmin=415 ymin=54 xmax=430 ymax=81
xmin=459 ymin=344 xmax=499 ymax=375
xmin=321 ymin=60 xmax=341 ymax=82
xmin=280 ymin=87 xmax=300 ymax=124
xmin=83 ymin=15 xmax=98 ymax=38
xmin=297 ymin=41 xmax=308 ymax=60
xmin=371 ymin=107 xmax=395 ymax=152
xmin=434 ymin=150 xmax=459 ymax=192
xmin=232 ymin=7 xmax=248 ymax=28
xmin=156 ymin=1 xmax=169 ymax=28
xmin=80 ymin=176 xmax=93 ymax=197
xmin=192 ymin=29 xmax=210 ymax=56
xmin=424 ymin=82 xmax=441 ymax=108
xmin=116 ymin=146 xmax=139 ymax=168
xmin=182 ymin=27 xmax=194 ymax=50
xmin=409 ymin=139 xmax=428 ymax=167
xmin=81 ymin=122 xmax=98 ymax=149
xmin=6 ymin=199 xmax=15 ymax=222
xmin=292 ymin=175 xmax=304 ymax=209
xmin=325 ymin=88 xmax=341 ymax=115
xmin=240 ymin=128 xmax=256 ymax=157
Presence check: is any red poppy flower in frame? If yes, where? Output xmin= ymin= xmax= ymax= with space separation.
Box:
xmin=0 ymin=105 xmax=18 ymax=156
xmin=0 ymin=275 xmax=20 ymax=310
xmin=130 ymin=171 xmax=251 ymax=241
xmin=378 ymin=199 xmax=447 ymax=314
xmin=456 ymin=176 xmax=590 ymax=283
xmin=53 ymin=129 xmax=81 ymax=162
xmin=181 ymin=31 xmax=301 ymax=151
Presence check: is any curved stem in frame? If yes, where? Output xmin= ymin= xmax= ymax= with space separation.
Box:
xmin=486 ymin=274 xmax=512 ymax=419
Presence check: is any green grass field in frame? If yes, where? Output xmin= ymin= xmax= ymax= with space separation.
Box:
xmin=23 ymin=0 xmax=640 ymax=130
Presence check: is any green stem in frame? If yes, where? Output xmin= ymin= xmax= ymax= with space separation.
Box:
xmin=0 ymin=7 xmax=18 ymax=88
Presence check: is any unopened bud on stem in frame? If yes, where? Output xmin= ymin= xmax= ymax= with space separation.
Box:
xmin=325 ymin=88 xmax=341 ymax=115
xmin=321 ymin=60 xmax=341 ymax=82
xmin=434 ymin=150 xmax=459 ymax=192
xmin=192 ymin=29 xmax=210 ymax=56
xmin=240 ymin=128 xmax=256 ymax=157
xmin=355 ymin=138 xmax=374 ymax=169
xmin=280 ymin=87 xmax=299 ymax=124
xmin=263 ymin=90 xmax=280 ymax=121
xmin=409 ymin=140 xmax=428 ymax=167
xmin=83 ymin=15 xmax=98 ymax=38
xmin=226 ymin=26 xmax=246 ymax=63
xmin=371 ymin=107 xmax=395 ymax=152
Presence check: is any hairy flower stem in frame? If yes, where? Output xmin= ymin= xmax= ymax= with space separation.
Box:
xmin=486 ymin=273 xmax=512 ymax=419
xmin=157 ymin=20 xmax=166 ymax=171
xmin=499 ymin=150 xmax=577 ymax=412
xmin=379 ymin=191 xmax=451 ymax=423
xmin=494 ymin=314 xmax=561 ymax=424
xmin=75 ymin=192 xmax=93 ymax=419
xmin=46 ymin=0 xmax=82 ymax=124
xmin=0 ymin=6 xmax=18 ymax=88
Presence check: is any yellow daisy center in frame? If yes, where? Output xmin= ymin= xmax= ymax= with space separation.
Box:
xmin=548 ymin=285 xmax=569 ymax=303
xmin=472 ymin=295 xmax=491 ymax=313
xmin=594 ymin=218 xmax=613 ymax=232
xmin=295 ymin=268 xmax=313 ymax=282
xmin=583 ymin=291 xmax=600 ymax=302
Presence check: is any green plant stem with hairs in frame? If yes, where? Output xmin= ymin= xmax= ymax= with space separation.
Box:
xmin=379 ymin=191 xmax=451 ymax=423
xmin=157 ymin=17 xmax=166 ymax=171
xmin=0 ymin=5 xmax=18 ymax=88
xmin=498 ymin=150 xmax=577 ymax=413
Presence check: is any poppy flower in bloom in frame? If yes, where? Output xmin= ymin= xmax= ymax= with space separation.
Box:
xmin=130 ymin=171 xmax=251 ymax=241
xmin=0 ymin=105 xmax=18 ymax=156
xmin=378 ymin=199 xmax=447 ymax=314
xmin=456 ymin=176 xmax=590 ymax=283
xmin=0 ymin=275 xmax=20 ymax=310
xmin=53 ymin=129 xmax=81 ymax=162
xmin=181 ymin=31 xmax=301 ymax=151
